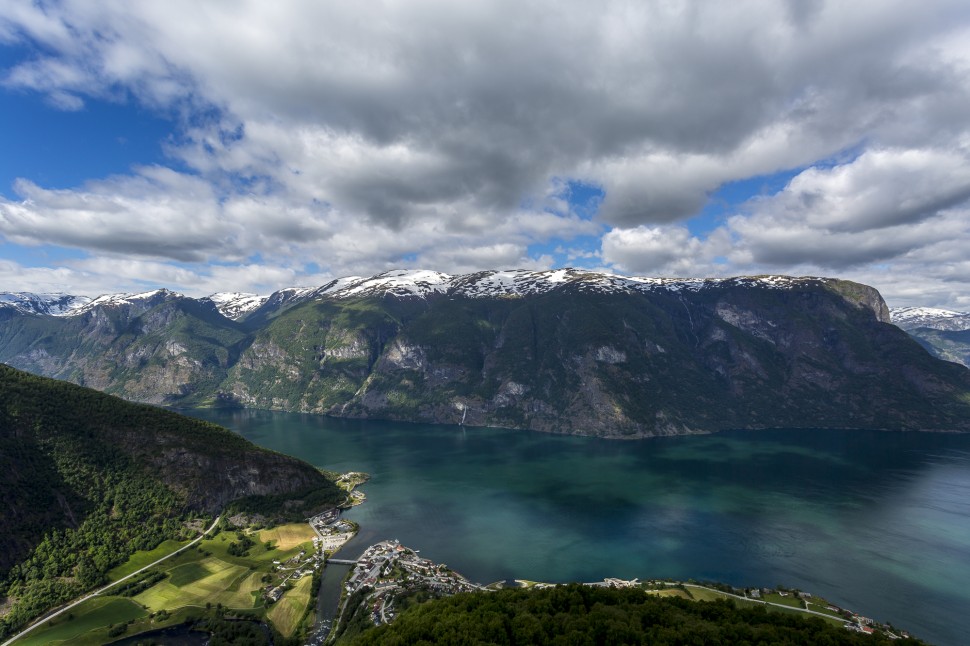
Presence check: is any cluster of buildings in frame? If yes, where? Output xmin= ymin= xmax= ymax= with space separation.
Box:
xmin=264 ymin=505 xmax=356 ymax=605
xmin=310 ymin=509 xmax=356 ymax=553
xmin=264 ymin=547 xmax=323 ymax=603
xmin=342 ymin=540 xmax=481 ymax=628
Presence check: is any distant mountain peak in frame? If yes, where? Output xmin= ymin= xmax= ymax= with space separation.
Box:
xmin=891 ymin=306 xmax=970 ymax=331
xmin=203 ymin=292 xmax=269 ymax=320
xmin=0 ymin=292 xmax=91 ymax=316
xmin=70 ymin=288 xmax=183 ymax=315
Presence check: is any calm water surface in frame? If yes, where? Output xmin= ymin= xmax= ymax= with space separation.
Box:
xmin=188 ymin=410 xmax=970 ymax=646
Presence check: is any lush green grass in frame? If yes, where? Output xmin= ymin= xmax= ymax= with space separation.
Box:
xmin=259 ymin=523 xmax=316 ymax=551
xmin=14 ymin=597 xmax=146 ymax=646
xmin=73 ymin=527 xmax=317 ymax=642
xmin=167 ymin=560 xmax=213 ymax=587
xmin=646 ymin=588 xmax=692 ymax=599
xmin=136 ymin=557 xmax=255 ymax=610
xmin=764 ymin=592 xmax=804 ymax=608
xmin=682 ymin=587 xmax=844 ymax=629
xmin=106 ymin=539 xmax=188 ymax=582
xmin=267 ymin=574 xmax=314 ymax=638
xmin=684 ymin=586 xmax=733 ymax=602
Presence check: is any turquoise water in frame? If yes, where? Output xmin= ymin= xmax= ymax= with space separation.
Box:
xmin=188 ymin=410 xmax=970 ymax=646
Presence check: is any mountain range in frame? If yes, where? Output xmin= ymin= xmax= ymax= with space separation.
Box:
xmin=890 ymin=306 xmax=970 ymax=368
xmin=2 ymin=268 xmax=970 ymax=437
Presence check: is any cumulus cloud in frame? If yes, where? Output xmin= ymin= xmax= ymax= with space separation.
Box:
xmin=1 ymin=1 xmax=970 ymax=305
xmin=600 ymin=226 xmax=708 ymax=276
xmin=722 ymin=148 xmax=970 ymax=268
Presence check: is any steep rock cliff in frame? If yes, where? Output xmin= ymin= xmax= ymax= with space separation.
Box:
xmin=3 ymin=271 xmax=969 ymax=437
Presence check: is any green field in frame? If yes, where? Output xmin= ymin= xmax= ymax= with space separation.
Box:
xmin=267 ymin=574 xmax=314 ymax=637
xmin=167 ymin=560 xmax=213 ymax=587
xmin=15 ymin=598 xmax=146 ymax=646
xmin=684 ymin=586 xmax=733 ymax=602
xmin=260 ymin=523 xmax=315 ymax=551
xmin=16 ymin=524 xmax=321 ymax=646
xmin=106 ymin=539 xmax=188 ymax=582
xmin=763 ymin=592 xmax=804 ymax=608
xmin=683 ymin=587 xmax=844 ymax=628
xmin=135 ymin=556 xmax=262 ymax=609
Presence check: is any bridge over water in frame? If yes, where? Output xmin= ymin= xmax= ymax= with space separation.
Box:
xmin=326 ymin=558 xmax=358 ymax=565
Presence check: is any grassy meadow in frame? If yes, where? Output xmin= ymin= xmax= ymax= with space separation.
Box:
xmin=14 ymin=523 xmax=320 ymax=645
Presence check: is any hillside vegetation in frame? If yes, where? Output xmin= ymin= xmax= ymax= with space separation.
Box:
xmin=348 ymin=584 xmax=922 ymax=645
xmin=0 ymin=364 xmax=341 ymax=639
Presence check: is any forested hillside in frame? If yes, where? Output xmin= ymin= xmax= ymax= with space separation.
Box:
xmin=349 ymin=584 xmax=922 ymax=645
xmin=0 ymin=364 xmax=341 ymax=639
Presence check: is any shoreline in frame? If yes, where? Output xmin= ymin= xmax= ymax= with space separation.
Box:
xmin=315 ymin=477 xmax=916 ymax=644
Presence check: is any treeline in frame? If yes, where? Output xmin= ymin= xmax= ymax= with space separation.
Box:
xmin=349 ymin=584 xmax=924 ymax=645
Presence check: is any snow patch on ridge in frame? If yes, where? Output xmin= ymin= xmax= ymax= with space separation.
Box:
xmin=69 ymin=289 xmax=182 ymax=315
xmin=313 ymin=269 xmax=829 ymax=300
xmin=328 ymin=270 xmax=453 ymax=298
xmin=205 ymin=292 xmax=269 ymax=320
xmin=2 ymin=270 xmax=844 ymax=319
xmin=891 ymin=306 xmax=970 ymax=331
xmin=0 ymin=292 xmax=91 ymax=316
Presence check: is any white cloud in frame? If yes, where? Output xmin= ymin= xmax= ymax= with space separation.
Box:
xmin=1 ymin=1 xmax=970 ymax=306
xmin=722 ymin=148 xmax=970 ymax=269
xmin=600 ymin=225 xmax=710 ymax=276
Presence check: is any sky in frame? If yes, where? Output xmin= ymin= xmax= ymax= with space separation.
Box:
xmin=1 ymin=1 xmax=970 ymax=309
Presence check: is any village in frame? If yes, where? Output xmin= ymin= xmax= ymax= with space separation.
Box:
xmin=340 ymin=539 xmax=483 ymax=629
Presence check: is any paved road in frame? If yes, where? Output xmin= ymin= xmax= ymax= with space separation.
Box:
xmin=1 ymin=515 xmax=222 ymax=646
xmin=681 ymin=584 xmax=846 ymax=622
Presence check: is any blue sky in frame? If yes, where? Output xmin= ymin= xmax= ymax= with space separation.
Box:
xmin=1 ymin=1 xmax=970 ymax=309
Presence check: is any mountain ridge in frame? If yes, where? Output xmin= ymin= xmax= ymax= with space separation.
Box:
xmin=2 ymin=269 xmax=968 ymax=437
xmin=3 ymin=269 xmax=891 ymax=319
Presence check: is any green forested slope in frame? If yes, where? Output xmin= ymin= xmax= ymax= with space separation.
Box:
xmin=0 ymin=364 xmax=341 ymax=639
xmin=350 ymin=585 xmax=921 ymax=645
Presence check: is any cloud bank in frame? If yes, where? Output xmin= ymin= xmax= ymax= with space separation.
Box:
xmin=1 ymin=0 xmax=969 ymax=307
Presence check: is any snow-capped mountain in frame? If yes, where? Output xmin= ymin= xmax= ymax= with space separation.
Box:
xmin=68 ymin=289 xmax=184 ymax=316
xmin=890 ymin=307 xmax=970 ymax=331
xmin=294 ymin=268 xmax=836 ymax=302
xmin=0 ymin=270 xmax=853 ymax=322
xmin=203 ymin=292 xmax=269 ymax=320
xmin=0 ymin=292 xmax=91 ymax=316
xmin=1 ymin=269 xmax=968 ymax=437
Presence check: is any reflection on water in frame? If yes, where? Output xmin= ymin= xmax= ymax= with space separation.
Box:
xmin=187 ymin=409 xmax=970 ymax=646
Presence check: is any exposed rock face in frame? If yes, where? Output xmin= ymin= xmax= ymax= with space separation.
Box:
xmin=2 ymin=271 xmax=970 ymax=437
